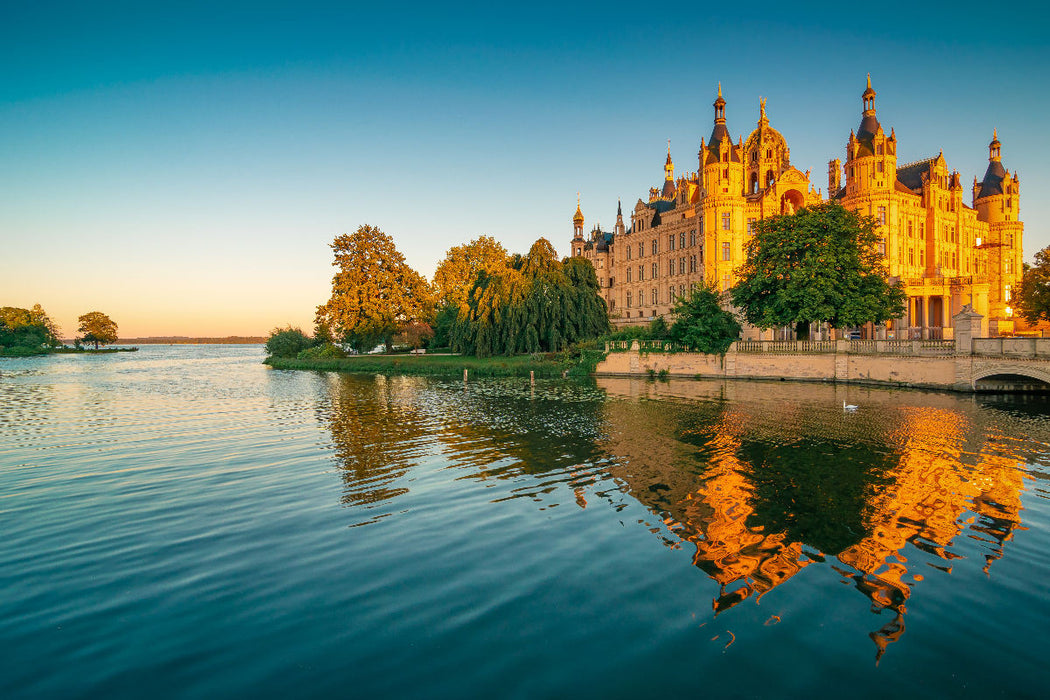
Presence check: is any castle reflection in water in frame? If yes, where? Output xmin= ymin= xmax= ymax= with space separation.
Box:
xmin=317 ymin=373 xmax=1036 ymax=661
xmin=597 ymin=378 xmax=1029 ymax=660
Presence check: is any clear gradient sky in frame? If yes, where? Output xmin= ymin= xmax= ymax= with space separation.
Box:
xmin=2 ymin=1 xmax=1047 ymax=337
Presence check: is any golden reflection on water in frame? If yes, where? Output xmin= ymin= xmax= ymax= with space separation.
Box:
xmin=317 ymin=372 xmax=1036 ymax=661
xmin=596 ymin=378 xmax=1031 ymax=661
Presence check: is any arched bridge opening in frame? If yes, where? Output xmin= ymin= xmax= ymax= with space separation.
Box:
xmin=973 ymin=372 xmax=1050 ymax=394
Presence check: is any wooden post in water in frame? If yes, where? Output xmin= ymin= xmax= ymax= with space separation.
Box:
xmin=463 ymin=368 xmax=468 ymax=382
xmin=530 ymin=370 xmax=535 ymax=385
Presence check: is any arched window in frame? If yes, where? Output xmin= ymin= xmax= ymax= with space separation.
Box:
xmin=749 ymin=172 xmax=759 ymax=194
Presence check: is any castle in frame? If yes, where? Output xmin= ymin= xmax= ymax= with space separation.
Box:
xmin=571 ymin=77 xmax=1023 ymax=338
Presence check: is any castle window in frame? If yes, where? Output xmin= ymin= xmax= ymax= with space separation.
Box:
xmin=627 ymin=245 xmax=632 ymax=260
xmin=689 ymin=229 xmax=697 ymax=246
xmin=877 ymin=162 xmax=884 ymax=173
xmin=668 ymin=234 xmax=675 ymax=251
xmin=651 ymin=239 xmax=658 ymax=255
xmin=1006 ymin=258 xmax=1013 ymax=274
xmin=878 ymin=206 xmax=886 ymax=225
xmin=907 ymin=221 xmax=913 ymax=237
xmin=668 ymin=260 xmax=675 ymax=276
xmin=766 ymin=149 xmax=772 ymax=159
xmin=638 ymin=264 xmax=644 ymax=280
xmin=651 ymin=288 xmax=658 ymax=305
xmin=1006 ymin=232 xmax=1014 ymax=247
xmin=722 ymin=242 xmax=731 ymax=261
xmin=690 ymin=255 xmax=697 ymax=273
xmin=627 ymin=292 xmax=632 ymax=308
xmin=909 ymin=248 xmax=914 ymax=265
xmin=747 ymin=218 xmax=756 ymax=235
xmin=638 ymin=243 xmax=644 ymax=258
xmin=877 ymin=144 xmax=883 ymax=155
xmin=878 ymin=239 xmax=885 ymax=256
xmin=669 ymin=285 xmax=675 ymax=301
xmin=1005 ymin=285 xmax=1012 ymax=302
xmin=722 ymin=212 xmax=731 ymax=230
xmin=680 ymin=232 xmax=686 ymax=249
xmin=722 ymin=274 xmax=731 ymax=292
xmin=652 ymin=262 xmax=658 ymax=279
xmin=627 ymin=268 xmax=632 ymax=282
xmin=679 ymin=284 xmax=685 ymax=298
xmin=679 ymin=257 xmax=686 ymax=275
xmin=723 ymin=168 xmax=728 ymax=179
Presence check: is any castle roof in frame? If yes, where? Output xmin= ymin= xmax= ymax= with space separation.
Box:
xmin=980 ymin=160 xmax=1007 ymax=197
xmin=895 ymin=157 xmax=936 ymax=191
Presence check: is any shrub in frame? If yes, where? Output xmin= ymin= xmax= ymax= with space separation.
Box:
xmin=296 ymin=343 xmax=347 ymax=360
xmin=266 ymin=326 xmax=314 ymax=358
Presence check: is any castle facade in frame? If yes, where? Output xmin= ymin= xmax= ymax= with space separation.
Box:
xmin=571 ymin=78 xmax=1023 ymax=337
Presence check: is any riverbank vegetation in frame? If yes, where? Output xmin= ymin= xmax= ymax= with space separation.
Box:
xmin=269 ymin=205 xmax=904 ymax=375
xmin=1 ymin=305 xmax=62 ymax=356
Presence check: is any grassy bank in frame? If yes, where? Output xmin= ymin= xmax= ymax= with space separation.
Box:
xmin=0 ymin=346 xmax=139 ymax=357
xmin=265 ymin=352 xmax=591 ymax=378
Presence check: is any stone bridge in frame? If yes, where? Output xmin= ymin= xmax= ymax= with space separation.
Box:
xmin=598 ymin=336 xmax=1050 ymax=393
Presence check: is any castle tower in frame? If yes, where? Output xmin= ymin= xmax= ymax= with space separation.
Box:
xmin=615 ymin=199 xmax=625 ymax=236
xmin=572 ymin=195 xmax=584 ymax=239
xmin=661 ymin=143 xmax=676 ymax=199
xmin=844 ymin=74 xmax=897 ymax=195
xmin=702 ymin=83 xmax=742 ymax=195
xmin=743 ymin=98 xmax=789 ymax=194
xmin=974 ymin=130 xmax=1024 ymax=319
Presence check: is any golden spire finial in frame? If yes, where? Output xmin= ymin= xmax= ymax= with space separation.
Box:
xmin=717 ymin=82 xmax=722 ymax=98
xmin=993 ymin=128 xmax=998 ymax=141
xmin=759 ymin=97 xmax=766 ymax=118
xmin=667 ymin=138 xmax=671 ymax=155
xmin=866 ymin=73 xmax=871 ymax=89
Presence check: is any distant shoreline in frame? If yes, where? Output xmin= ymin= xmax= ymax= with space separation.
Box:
xmin=59 ymin=337 xmax=267 ymax=345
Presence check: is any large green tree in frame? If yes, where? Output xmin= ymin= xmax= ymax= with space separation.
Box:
xmin=669 ymin=284 xmax=742 ymax=354
xmin=315 ymin=225 xmax=434 ymax=353
xmin=1017 ymin=246 xmax=1050 ymax=325
xmin=77 ymin=311 xmax=118 ymax=349
xmin=731 ymin=203 xmax=905 ymax=338
xmin=446 ymin=238 xmax=610 ymax=356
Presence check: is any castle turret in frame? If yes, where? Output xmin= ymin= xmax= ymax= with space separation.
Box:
xmin=615 ymin=199 xmax=625 ymax=236
xmin=572 ymin=195 xmax=584 ymax=239
xmin=844 ymin=74 xmax=897 ymax=195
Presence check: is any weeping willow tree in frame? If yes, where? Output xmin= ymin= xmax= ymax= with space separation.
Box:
xmin=445 ymin=238 xmax=609 ymax=356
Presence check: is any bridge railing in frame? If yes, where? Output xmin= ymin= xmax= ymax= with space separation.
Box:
xmin=972 ymin=338 xmax=1050 ymax=358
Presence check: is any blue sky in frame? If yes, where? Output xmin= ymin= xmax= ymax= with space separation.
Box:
xmin=2 ymin=1 xmax=1047 ymax=336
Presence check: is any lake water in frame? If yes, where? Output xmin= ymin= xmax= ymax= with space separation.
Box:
xmin=2 ymin=345 xmax=1050 ymax=698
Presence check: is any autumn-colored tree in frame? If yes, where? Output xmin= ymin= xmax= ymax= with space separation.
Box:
xmin=731 ymin=203 xmax=905 ymax=339
xmin=432 ymin=235 xmax=508 ymax=308
xmin=315 ymin=225 xmax=434 ymax=353
xmin=77 ymin=311 xmax=119 ymax=349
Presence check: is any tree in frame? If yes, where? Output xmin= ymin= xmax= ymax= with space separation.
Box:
xmin=731 ymin=203 xmax=905 ymax=339
xmin=445 ymin=238 xmax=610 ymax=356
xmin=1017 ymin=246 xmax=1050 ymax=325
xmin=432 ymin=235 xmax=508 ymax=309
xmin=670 ymin=284 xmax=742 ymax=354
xmin=77 ymin=311 xmax=119 ymax=349
xmin=315 ymin=225 xmax=434 ymax=353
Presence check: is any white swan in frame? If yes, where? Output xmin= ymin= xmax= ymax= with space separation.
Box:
xmin=843 ymin=400 xmax=858 ymax=412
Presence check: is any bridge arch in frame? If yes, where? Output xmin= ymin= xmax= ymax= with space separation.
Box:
xmin=972 ymin=365 xmax=1050 ymax=393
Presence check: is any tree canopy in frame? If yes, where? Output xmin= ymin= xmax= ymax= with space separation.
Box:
xmin=669 ymin=284 xmax=742 ymax=354
xmin=77 ymin=311 xmax=119 ymax=349
xmin=432 ymin=235 xmax=508 ymax=309
xmin=315 ymin=225 xmax=434 ymax=353
xmin=443 ymin=238 xmax=610 ymax=356
xmin=730 ymin=203 xmax=905 ymax=337
xmin=0 ymin=304 xmax=61 ymax=354
xmin=1017 ymin=246 xmax=1050 ymax=325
